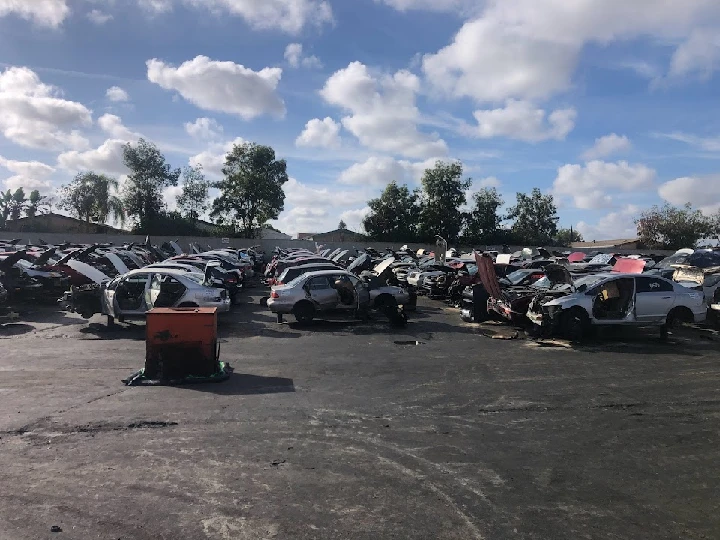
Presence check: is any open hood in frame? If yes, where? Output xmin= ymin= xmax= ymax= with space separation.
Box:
xmin=373 ymin=257 xmax=395 ymax=276
xmin=34 ymin=248 xmax=57 ymax=266
xmin=612 ymin=258 xmax=646 ymax=274
xmin=65 ymin=259 xmax=111 ymax=284
xmin=544 ymin=263 xmax=574 ymax=287
xmin=347 ymin=253 xmax=371 ymax=273
xmin=0 ymin=250 xmax=27 ymax=270
xmin=567 ymin=252 xmax=586 ymax=263
xmin=474 ymin=251 xmax=502 ymax=299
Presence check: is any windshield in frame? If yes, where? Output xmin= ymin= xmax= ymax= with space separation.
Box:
xmin=574 ymin=274 xmax=605 ymax=293
xmin=654 ymin=253 xmax=689 ymax=268
xmin=184 ymin=273 xmax=206 ymax=284
xmin=588 ymin=253 xmax=613 ymax=265
xmin=530 ymin=276 xmax=551 ymax=289
xmin=505 ymin=269 xmax=532 ymax=284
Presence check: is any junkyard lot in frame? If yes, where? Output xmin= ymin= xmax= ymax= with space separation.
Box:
xmin=1 ymin=295 xmax=719 ymax=539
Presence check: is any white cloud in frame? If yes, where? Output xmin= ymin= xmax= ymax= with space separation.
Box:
xmin=376 ymin=0 xmax=476 ymax=13
xmin=284 ymin=177 xmax=368 ymax=207
xmin=658 ymin=132 xmax=720 ymax=152
xmin=669 ymin=29 xmax=720 ymax=79
xmin=338 ymin=156 xmax=441 ymax=187
xmin=106 ymin=86 xmax=129 ymax=102
xmin=98 ymin=114 xmax=140 ymax=141
xmin=273 ymin=206 xmax=330 ymax=236
xmin=0 ymin=156 xmax=55 ymax=191
xmin=185 ymin=117 xmax=224 ymax=140
xmin=57 ymin=139 xmax=129 ymax=176
xmin=321 ymin=61 xmax=447 ymax=159
xmin=143 ymin=0 xmax=333 ymax=33
xmin=163 ymin=184 xmax=184 ymax=212
xmin=581 ymin=133 xmax=632 ymax=160
xmin=339 ymin=207 xmax=371 ymax=231
xmin=553 ymin=160 xmax=656 ymax=209
xmin=468 ymin=99 xmax=576 ymax=142
xmin=295 ymin=117 xmax=341 ymax=148
xmin=659 ymin=175 xmax=720 ymax=214
xmin=189 ymin=136 xmax=245 ymax=177
xmin=0 ymin=0 xmax=69 ymax=27
xmin=87 ymin=9 xmax=112 ymax=24
xmin=284 ymin=43 xmax=323 ymax=69
xmin=0 ymin=66 xmax=91 ymax=150
xmin=147 ymin=55 xmax=285 ymax=119
xmin=576 ymin=204 xmax=641 ymax=241
xmin=422 ymin=1 xmax=720 ymax=103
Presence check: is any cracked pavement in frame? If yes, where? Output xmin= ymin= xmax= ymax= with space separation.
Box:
xmin=0 ymin=294 xmax=719 ymax=539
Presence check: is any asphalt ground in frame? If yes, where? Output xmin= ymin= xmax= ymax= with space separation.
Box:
xmin=0 ymin=291 xmax=719 ymax=539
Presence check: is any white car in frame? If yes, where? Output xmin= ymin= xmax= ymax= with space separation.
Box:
xmin=101 ymin=268 xmax=230 ymax=325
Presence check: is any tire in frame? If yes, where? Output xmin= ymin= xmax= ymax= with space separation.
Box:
xmin=374 ymin=294 xmax=393 ymax=311
xmin=118 ymin=316 xmax=125 ymax=324
xmin=561 ymin=308 xmax=589 ymax=343
xmin=666 ymin=307 xmax=690 ymax=328
xmin=293 ymin=302 xmax=314 ymax=324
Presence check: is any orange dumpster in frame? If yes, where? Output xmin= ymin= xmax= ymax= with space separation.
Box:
xmin=145 ymin=307 xmax=219 ymax=380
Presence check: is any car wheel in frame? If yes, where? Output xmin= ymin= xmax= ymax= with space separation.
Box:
xmin=293 ymin=302 xmax=314 ymax=324
xmin=561 ymin=308 xmax=588 ymax=343
xmin=374 ymin=294 xmax=393 ymax=311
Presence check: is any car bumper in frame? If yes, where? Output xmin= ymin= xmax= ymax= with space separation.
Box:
xmin=711 ymin=303 xmax=720 ymax=312
xmin=266 ymin=298 xmax=294 ymax=314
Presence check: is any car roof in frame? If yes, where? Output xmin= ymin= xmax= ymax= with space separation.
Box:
xmin=298 ymin=269 xmax=351 ymax=279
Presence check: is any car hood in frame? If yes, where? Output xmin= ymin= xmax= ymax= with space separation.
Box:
xmin=545 ymin=264 xmax=574 ymax=286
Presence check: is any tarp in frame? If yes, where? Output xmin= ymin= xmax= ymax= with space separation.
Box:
xmin=612 ymin=258 xmax=646 ymax=274
xmin=568 ymin=252 xmax=586 ymax=263
xmin=474 ymin=252 xmax=502 ymax=299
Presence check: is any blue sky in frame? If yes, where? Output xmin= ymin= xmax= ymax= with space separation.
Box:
xmin=1 ymin=0 xmax=719 ymax=238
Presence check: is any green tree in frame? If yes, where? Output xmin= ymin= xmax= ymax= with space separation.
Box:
xmin=554 ymin=227 xmax=583 ymax=247
xmin=211 ymin=142 xmax=288 ymax=238
xmin=463 ymin=187 xmax=504 ymax=245
xmin=122 ymin=138 xmax=180 ymax=232
xmin=506 ymin=188 xmax=559 ymax=245
xmin=176 ymin=165 xmax=210 ymax=222
xmin=8 ymin=188 xmax=27 ymax=220
xmin=59 ymin=172 xmax=125 ymax=226
xmin=362 ymin=181 xmax=420 ymax=242
xmin=0 ymin=190 xmax=12 ymax=228
xmin=338 ymin=219 xmax=347 ymax=230
xmin=25 ymin=190 xmax=47 ymax=218
xmin=417 ymin=161 xmax=471 ymax=243
xmin=635 ymin=203 xmax=714 ymax=250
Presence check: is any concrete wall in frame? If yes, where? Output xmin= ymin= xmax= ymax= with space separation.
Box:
xmin=1 ymin=232 xmax=675 ymax=256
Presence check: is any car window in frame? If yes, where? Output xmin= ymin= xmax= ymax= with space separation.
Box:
xmin=307 ymin=276 xmax=331 ymax=290
xmin=636 ymin=276 xmax=674 ymax=293
xmin=123 ymin=273 xmax=149 ymax=286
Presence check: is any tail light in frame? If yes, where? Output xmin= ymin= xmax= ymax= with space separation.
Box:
xmin=227 ymin=277 xmax=237 ymax=283
xmin=270 ymin=291 xmax=280 ymax=299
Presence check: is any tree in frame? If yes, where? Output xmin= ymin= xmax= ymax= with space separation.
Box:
xmin=122 ymin=138 xmax=180 ymax=232
xmin=635 ymin=203 xmax=714 ymax=250
xmin=211 ymin=142 xmax=288 ymax=238
xmin=0 ymin=190 xmax=12 ymax=228
xmin=363 ymin=181 xmax=421 ymax=242
xmin=554 ymin=228 xmax=583 ymax=247
xmin=463 ymin=187 xmax=504 ymax=245
xmin=176 ymin=165 xmax=210 ymax=222
xmin=59 ymin=172 xmax=125 ymax=226
xmin=25 ymin=190 xmax=47 ymax=218
xmin=506 ymin=188 xmax=559 ymax=245
xmin=417 ymin=161 xmax=471 ymax=243
xmin=338 ymin=219 xmax=347 ymax=230
xmin=8 ymin=188 xmax=27 ymax=220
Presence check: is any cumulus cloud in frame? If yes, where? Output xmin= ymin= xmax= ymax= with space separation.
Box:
xmin=659 ymin=175 xmax=720 ymax=214
xmin=98 ymin=114 xmax=140 ymax=141
xmin=320 ymin=61 xmax=447 ymax=159
xmin=338 ymin=156 xmax=441 ymax=187
xmin=422 ymin=0 xmax=720 ymax=103
xmin=140 ymin=0 xmax=333 ymax=33
xmin=147 ymin=55 xmax=285 ymax=119
xmin=553 ymin=160 xmax=656 ymax=209
xmin=581 ymin=133 xmax=632 ymax=160
xmin=576 ymin=204 xmax=641 ymax=241
xmin=189 ymin=136 xmax=245 ymax=177
xmin=106 ymin=86 xmax=129 ymax=102
xmin=57 ymin=139 xmax=129 ymax=176
xmin=0 ymin=156 xmax=56 ymax=191
xmin=185 ymin=117 xmax=224 ymax=140
xmin=468 ymin=99 xmax=576 ymax=142
xmin=339 ymin=207 xmax=371 ymax=231
xmin=295 ymin=117 xmax=341 ymax=148
xmin=0 ymin=0 xmax=69 ymax=27
xmin=87 ymin=9 xmax=112 ymax=24
xmin=284 ymin=43 xmax=323 ymax=69
xmin=0 ymin=66 xmax=91 ymax=150
xmin=669 ymin=28 xmax=720 ymax=79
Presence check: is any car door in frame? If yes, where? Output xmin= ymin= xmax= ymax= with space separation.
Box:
xmin=147 ymin=273 xmax=188 ymax=309
xmin=305 ymin=276 xmax=339 ymax=311
xmin=349 ymin=275 xmax=370 ymax=309
xmin=113 ymin=273 xmax=150 ymax=316
xmin=634 ymin=276 xmax=675 ymax=323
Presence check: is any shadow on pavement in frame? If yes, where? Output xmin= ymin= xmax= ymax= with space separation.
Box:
xmin=190 ymin=373 xmax=295 ymax=395
xmin=79 ymin=322 xmax=146 ymax=341
xmin=0 ymin=323 xmax=35 ymax=336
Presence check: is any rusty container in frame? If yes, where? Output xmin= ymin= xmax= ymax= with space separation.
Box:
xmin=145 ymin=307 xmax=219 ymax=380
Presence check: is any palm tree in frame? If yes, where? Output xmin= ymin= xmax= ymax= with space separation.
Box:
xmin=59 ymin=172 xmax=126 ymax=227
xmin=0 ymin=190 xmax=11 ymax=229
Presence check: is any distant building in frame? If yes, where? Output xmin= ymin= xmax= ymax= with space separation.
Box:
xmin=297 ymin=232 xmax=315 ymax=240
xmin=303 ymin=229 xmax=368 ymax=243
xmin=2 ymin=213 xmax=126 ymax=234
xmin=571 ymin=238 xmax=640 ymax=250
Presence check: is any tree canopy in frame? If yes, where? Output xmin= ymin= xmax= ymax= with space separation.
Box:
xmin=635 ymin=203 xmax=715 ymax=250
xmin=176 ymin=165 xmax=210 ymax=222
xmin=211 ymin=142 xmax=288 ymax=238
xmin=362 ymin=181 xmax=420 ymax=242
xmin=463 ymin=187 xmax=504 ymax=245
xmin=554 ymin=228 xmax=583 ymax=247
xmin=122 ymin=138 xmax=180 ymax=232
xmin=418 ymin=161 xmax=471 ymax=243
xmin=506 ymin=188 xmax=559 ymax=245
xmin=60 ymin=172 xmax=125 ymax=226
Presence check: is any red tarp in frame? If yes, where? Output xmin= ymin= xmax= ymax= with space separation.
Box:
xmin=474 ymin=251 xmax=502 ymax=299
xmin=568 ymin=252 xmax=586 ymax=263
xmin=612 ymin=258 xmax=646 ymax=274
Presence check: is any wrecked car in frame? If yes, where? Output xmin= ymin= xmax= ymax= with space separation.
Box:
xmin=527 ymin=271 xmax=707 ymax=341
